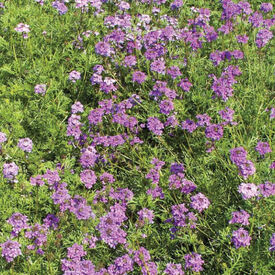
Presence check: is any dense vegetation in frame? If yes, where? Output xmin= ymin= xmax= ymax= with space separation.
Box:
xmin=0 ymin=0 xmax=274 ymax=274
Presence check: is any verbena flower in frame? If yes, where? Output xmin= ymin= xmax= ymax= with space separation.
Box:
xmin=190 ymin=193 xmax=210 ymax=212
xmin=184 ymin=252 xmax=204 ymax=272
xmin=17 ymin=138 xmax=33 ymax=153
xmin=231 ymin=228 xmax=251 ymax=248
xmin=238 ymin=183 xmax=259 ymax=200
xmin=3 ymin=162 xmax=19 ymax=181
xmin=69 ymin=70 xmax=81 ymax=82
xmin=34 ymin=84 xmax=46 ymax=95
xmin=0 ymin=240 xmax=21 ymax=262
xmin=255 ymin=141 xmax=272 ymax=155
xmin=229 ymin=210 xmax=250 ymax=226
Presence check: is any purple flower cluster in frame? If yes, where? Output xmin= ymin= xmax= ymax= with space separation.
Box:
xmin=52 ymin=1 xmax=68 ymax=15
xmin=80 ymin=169 xmax=97 ymax=189
xmin=34 ymin=84 xmax=46 ymax=95
xmin=270 ymin=234 xmax=275 ymax=251
xmin=190 ymin=192 xmax=210 ymax=212
xmin=255 ymin=141 xmax=272 ymax=155
xmin=69 ymin=70 xmax=81 ymax=82
xmin=147 ymin=117 xmax=164 ymax=135
xmin=238 ymin=183 xmax=259 ymax=200
xmin=96 ymin=203 xmax=128 ymax=248
xmin=184 ymin=252 xmax=204 ymax=272
xmin=137 ymin=208 xmax=154 ymax=226
xmin=3 ymin=162 xmax=19 ymax=182
xmin=231 ymin=227 xmax=251 ymax=248
xmin=164 ymin=263 xmax=184 ymax=274
xmin=14 ymin=23 xmax=30 ymax=39
xmin=0 ymin=240 xmax=21 ymax=262
xmin=210 ymin=50 xmax=244 ymax=66
xmin=230 ymin=147 xmax=256 ymax=179
xmin=229 ymin=210 xmax=250 ymax=226
xmin=146 ymin=158 xmax=165 ymax=199
xmin=17 ymin=137 xmax=33 ymax=153
xmin=210 ymin=65 xmax=242 ymax=101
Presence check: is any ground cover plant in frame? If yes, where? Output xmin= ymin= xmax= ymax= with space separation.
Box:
xmin=0 ymin=0 xmax=274 ymax=274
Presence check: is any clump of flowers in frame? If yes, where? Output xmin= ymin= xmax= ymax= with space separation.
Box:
xmin=238 ymin=183 xmax=259 ymax=200
xmin=229 ymin=210 xmax=250 ymax=226
xmin=230 ymin=147 xmax=256 ymax=179
xmin=0 ymin=240 xmax=22 ymax=262
xmin=255 ymin=141 xmax=272 ymax=156
xmin=69 ymin=70 xmax=81 ymax=82
xmin=231 ymin=228 xmax=252 ymax=248
xmin=190 ymin=193 xmax=210 ymax=212
xmin=17 ymin=138 xmax=33 ymax=153
xmin=14 ymin=23 xmax=30 ymax=38
xmin=184 ymin=252 xmax=204 ymax=272
xmin=7 ymin=213 xmax=29 ymax=237
xmin=3 ymin=162 xmax=19 ymax=182
xmin=34 ymin=84 xmax=46 ymax=95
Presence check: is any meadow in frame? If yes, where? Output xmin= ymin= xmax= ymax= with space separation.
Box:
xmin=0 ymin=0 xmax=274 ymax=274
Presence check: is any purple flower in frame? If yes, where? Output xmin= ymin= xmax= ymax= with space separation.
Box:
xmin=124 ymin=55 xmax=137 ymax=67
xmin=190 ymin=193 xmax=210 ymax=212
xmin=7 ymin=213 xmax=29 ymax=236
xmin=133 ymin=247 xmax=151 ymax=266
xmin=196 ymin=113 xmax=211 ymax=127
xmin=159 ymin=100 xmax=174 ymax=115
xmin=219 ymin=107 xmax=236 ymax=125
xmin=3 ymin=162 xmax=19 ymax=181
xmin=138 ymin=208 xmax=154 ymax=225
xmin=178 ymin=78 xmax=192 ymax=92
xmin=71 ymin=101 xmax=84 ymax=114
xmin=236 ymin=35 xmax=249 ymax=44
xmin=80 ymin=169 xmax=97 ymax=189
xmin=181 ymin=119 xmax=197 ymax=133
xmin=67 ymin=244 xmax=86 ymax=261
xmin=17 ymin=138 xmax=33 ymax=153
xmin=147 ymin=117 xmax=164 ymax=135
xmin=43 ymin=214 xmax=59 ymax=230
xmin=0 ymin=132 xmax=7 ymax=144
xmin=100 ymin=172 xmax=115 ymax=185
xmin=167 ymin=66 xmax=182 ymax=79
xmin=260 ymin=3 xmax=273 ymax=13
xmin=52 ymin=1 xmax=68 ymax=15
xmin=15 ymin=23 xmax=30 ymax=38
xmin=238 ymin=183 xmax=259 ymax=200
xmin=171 ymin=203 xmax=189 ymax=227
xmin=170 ymin=163 xmax=185 ymax=174
xmin=95 ymin=41 xmax=114 ymax=57
xmin=150 ymin=59 xmax=166 ymax=74
xmin=259 ymin=181 xmax=275 ymax=197
xmin=69 ymin=70 xmax=81 ymax=82
xmin=30 ymin=175 xmax=45 ymax=186
xmin=0 ymin=240 xmax=21 ymax=262
xmin=231 ymin=228 xmax=251 ymax=248
xmin=229 ymin=210 xmax=250 ymax=226
xmin=205 ymin=124 xmax=223 ymax=140
xmin=270 ymin=161 xmax=275 ymax=169
xmin=230 ymin=147 xmax=247 ymax=165
xmin=108 ymin=254 xmax=134 ymax=274
xmin=34 ymin=84 xmax=46 ymax=95
xmin=170 ymin=0 xmax=183 ymax=10
xmin=132 ymin=71 xmax=147 ymax=84
xmin=269 ymin=234 xmax=275 ymax=251
xmin=184 ymin=252 xmax=204 ymax=272
xmin=238 ymin=160 xmax=256 ymax=179
xmin=256 ymin=29 xmax=273 ymax=48
xmin=79 ymin=146 xmax=98 ymax=168
xmin=255 ymin=141 xmax=272 ymax=155
xmin=164 ymin=263 xmax=184 ymax=274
